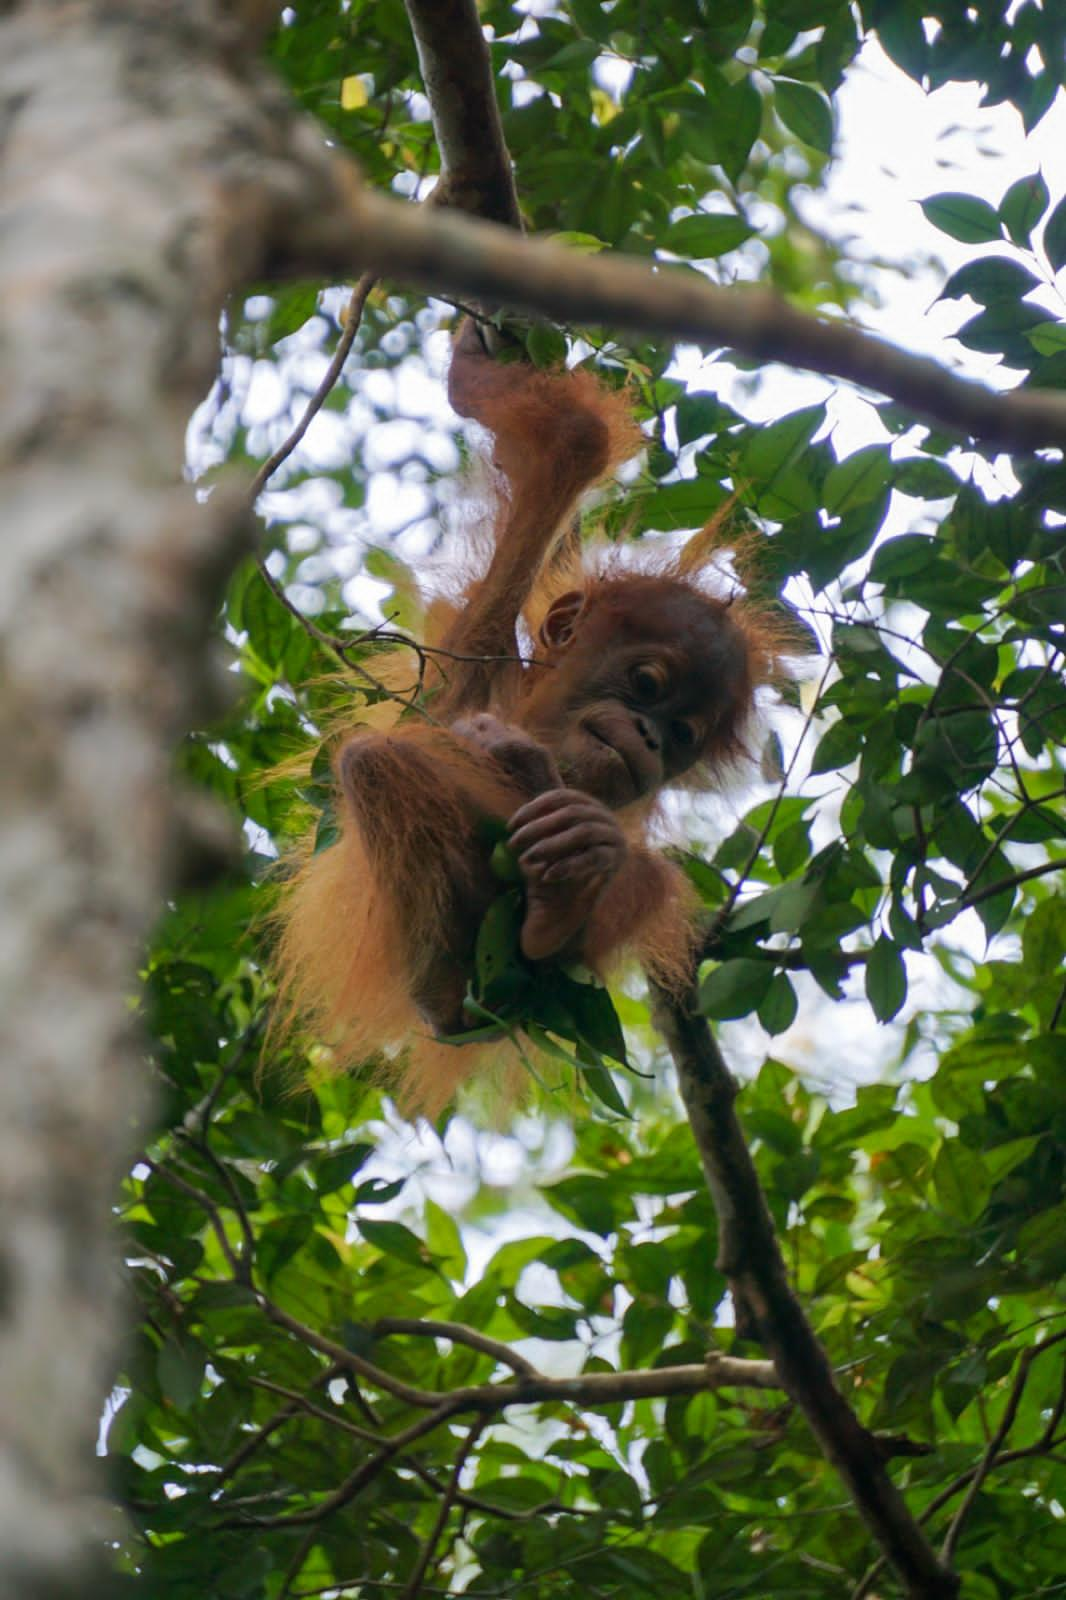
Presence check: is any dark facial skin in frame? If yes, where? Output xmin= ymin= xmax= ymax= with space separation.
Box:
xmin=520 ymin=582 xmax=748 ymax=808
xmin=457 ymin=581 xmax=751 ymax=966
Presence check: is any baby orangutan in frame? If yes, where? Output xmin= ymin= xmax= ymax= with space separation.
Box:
xmin=273 ymin=324 xmax=778 ymax=1110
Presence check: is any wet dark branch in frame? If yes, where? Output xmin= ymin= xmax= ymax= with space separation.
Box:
xmin=652 ymin=987 xmax=960 ymax=1600
xmin=403 ymin=0 xmax=521 ymax=228
xmin=288 ymin=182 xmax=1066 ymax=454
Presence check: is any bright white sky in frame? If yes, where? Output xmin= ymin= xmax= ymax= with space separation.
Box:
xmin=199 ymin=40 xmax=1066 ymax=1251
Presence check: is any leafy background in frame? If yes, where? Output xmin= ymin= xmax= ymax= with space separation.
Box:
xmin=120 ymin=2 xmax=1065 ymax=1596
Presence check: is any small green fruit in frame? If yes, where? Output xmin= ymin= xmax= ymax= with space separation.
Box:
xmin=490 ymin=841 xmax=522 ymax=883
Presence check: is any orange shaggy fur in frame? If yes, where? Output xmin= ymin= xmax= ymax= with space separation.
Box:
xmin=269 ymin=346 xmax=784 ymax=1114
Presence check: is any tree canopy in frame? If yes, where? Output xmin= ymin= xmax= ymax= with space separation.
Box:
xmin=100 ymin=3 xmax=1066 ymax=1598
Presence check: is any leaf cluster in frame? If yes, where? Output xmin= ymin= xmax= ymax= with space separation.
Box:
xmin=118 ymin=2 xmax=1066 ymax=1595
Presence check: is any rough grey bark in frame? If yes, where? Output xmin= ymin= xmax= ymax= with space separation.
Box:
xmin=0 ymin=5 xmax=330 ymax=1593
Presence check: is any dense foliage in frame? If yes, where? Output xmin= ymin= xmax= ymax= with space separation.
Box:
xmin=117 ymin=3 xmax=1065 ymax=1596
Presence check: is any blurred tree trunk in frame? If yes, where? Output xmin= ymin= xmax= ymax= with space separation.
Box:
xmin=0 ymin=4 xmax=294 ymax=1592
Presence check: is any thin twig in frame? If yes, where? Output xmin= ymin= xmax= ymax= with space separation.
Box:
xmin=219 ymin=1398 xmax=469 ymax=1531
xmin=953 ymin=785 xmax=1066 ymax=899
xmin=250 ymin=273 xmax=377 ymax=502
xmin=372 ymin=1316 xmax=538 ymax=1378
xmin=216 ymin=1364 xmax=344 ymax=1484
xmin=400 ymin=1417 xmax=486 ymax=1600
xmin=259 ymin=1290 xmax=778 ymax=1412
xmin=173 ymin=1133 xmax=256 ymax=1270
xmin=143 ymin=1158 xmax=246 ymax=1282
xmin=942 ymin=1330 xmax=1066 ymax=1563
xmin=246 ymin=1375 xmax=382 ymax=1443
xmin=241 ymin=1378 xmax=576 ymax=1522
xmin=955 ymin=855 xmax=1062 ymax=912
xmin=853 ymin=1336 xmax=1066 ymax=1597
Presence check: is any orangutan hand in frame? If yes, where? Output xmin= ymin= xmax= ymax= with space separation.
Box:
xmin=507 ymin=788 xmax=626 ymax=961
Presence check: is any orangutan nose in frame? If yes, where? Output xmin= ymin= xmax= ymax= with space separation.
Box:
xmin=634 ymin=715 xmax=660 ymax=751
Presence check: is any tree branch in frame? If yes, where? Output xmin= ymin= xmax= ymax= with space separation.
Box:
xmin=402 ymin=0 xmax=521 ymax=228
xmin=941 ymin=1329 xmax=1066 ymax=1563
xmin=372 ymin=1316 xmax=539 ymax=1378
xmin=286 ymin=180 xmax=1066 ymax=453
xmin=854 ymin=1335 xmax=1066 ymax=1598
xmin=400 ymin=1416 xmax=485 ymax=1600
xmin=216 ymin=1364 xmax=347 ymax=1484
xmin=954 ymin=854 xmax=1064 ymax=913
xmin=144 ymin=1158 xmax=248 ymax=1284
xmin=652 ymin=988 xmax=960 ymax=1600
xmin=263 ymin=1293 xmax=779 ymax=1411
xmin=250 ymin=272 xmax=376 ymax=499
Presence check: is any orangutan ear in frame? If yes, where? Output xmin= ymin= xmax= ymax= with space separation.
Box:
xmin=539 ymin=591 xmax=587 ymax=651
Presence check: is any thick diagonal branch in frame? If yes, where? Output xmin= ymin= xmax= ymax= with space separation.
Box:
xmin=653 ymin=988 xmax=960 ymax=1600
xmin=294 ymin=186 xmax=1066 ymax=452
xmin=403 ymin=0 xmax=521 ymax=228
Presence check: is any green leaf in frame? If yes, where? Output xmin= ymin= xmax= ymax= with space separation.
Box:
xmin=664 ymin=211 xmax=755 ymax=258
xmin=264 ymin=283 xmax=320 ymax=346
xmin=700 ymin=957 xmax=773 ymax=1019
xmin=869 ymin=533 xmax=937 ymax=581
xmin=1022 ymin=896 xmax=1066 ymax=979
xmin=314 ymin=1142 xmax=373 ymax=1193
xmin=489 ymin=840 xmax=523 ymax=883
xmin=555 ymin=971 xmax=629 ymax=1066
xmin=675 ymin=392 xmax=737 ymax=446
xmin=472 ymin=1476 xmax=556 ymax=1512
xmin=940 ymin=255 xmax=1042 ymax=305
xmin=982 ymin=1135 xmax=1040 ymax=1185
xmin=157 ymin=1334 xmax=205 ymax=1413
xmin=243 ymin=571 xmax=294 ymax=669
xmin=823 ymin=444 xmax=893 ymax=515
xmin=703 ymin=71 xmax=762 ymax=182
xmin=568 ymin=0 xmax=614 ymax=43
xmin=1000 ymin=171 xmax=1049 ymax=247
xmin=893 ymin=459 xmax=960 ymax=500
xmin=257 ymin=1216 xmax=312 ymax=1280
xmin=956 ymin=301 xmax=1056 ymax=360
xmin=773 ymin=78 xmax=833 ymax=154
xmin=933 ymin=1143 xmax=990 ymax=1224
xmin=424 ymin=1198 xmax=467 ymax=1280
xmin=1028 ymin=322 xmax=1066 ymax=357
xmin=550 ymin=229 xmax=609 ymax=253
xmin=363 ymin=545 xmax=421 ymax=633
xmin=526 ymin=323 xmax=569 ymax=368
xmin=1044 ymin=192 xmax=1066 ymax=273
xmin=313 ymin=804 xmax=339 ymax=854
xmin=757 ymin=972 xmax=798 ymax=1035
xmin=810 ymin=718 xmax=862 ymax=774
xmin=473 ymin=891 xmax=530 ymax=1013
xmin=544 ymin=37 xmax=600 ymax=70
xmin=773 ymin=818 xmax=811 ymax=878
xmin=920 ymin=192 xmax=1002 ymax=244
xmin=543 ymin=1174 xmax=619 ymax=1236
xmin=577 ymin=1052 xmax=631 ymax=1117
xmin=359 ymin=1218 xmax=433 ymax=1270
xmin=741 ymin=403 xmax=825 ymax=518
xmin=865 ymin=937 xmax=907 ymax=1023
xmin=729 ymin=880 xmax=819 ymax=935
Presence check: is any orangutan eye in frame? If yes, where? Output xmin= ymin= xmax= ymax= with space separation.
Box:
xmin=629 ymin=662 xmax=667 ymax=701
xmin=672 ymin=719 xmax=698 ymax=751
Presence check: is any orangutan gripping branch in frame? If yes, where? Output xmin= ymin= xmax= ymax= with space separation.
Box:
xmin=273 ymin=325 xmax=780 ymax=1110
